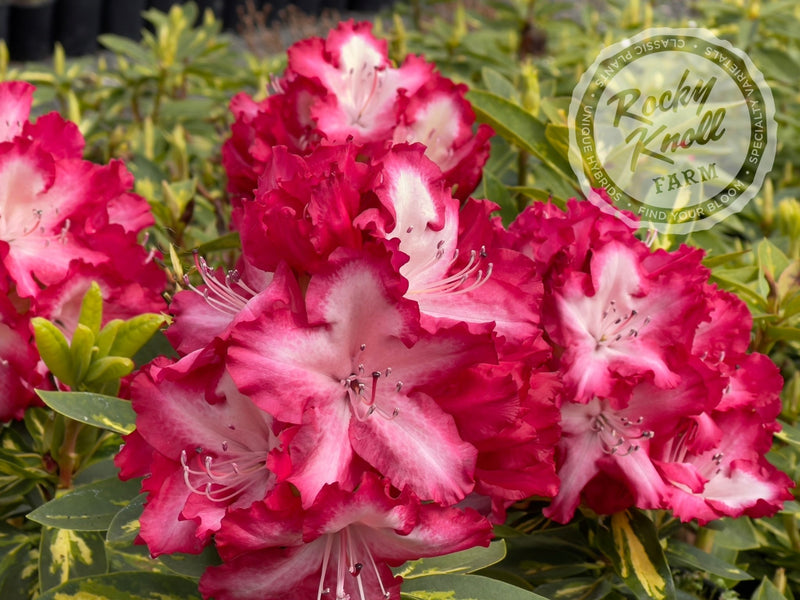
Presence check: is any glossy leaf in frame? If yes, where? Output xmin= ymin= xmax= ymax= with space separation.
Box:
xmin=750 ymin=578 xmax=790 ymax=600
xmin=36 ymin=571 xmax=203 ymax=600
xmin=27 ymin=477 xmax=141 ymax=531
xmin=0 ymin=530 xmax=39 ymax=600
xmin=395 ymin=540 xmax=506 ymax=579
xmin=31 ymin=317 xmax=74 ymax=386
xmin=70 ymin=324 xmax=96 ymax=385
xmin=84 ymin=356 xmax=135 ymax=384
xmin=466 ymin=88 xmax=577 ymax=186
xmin=39 ymin=527 xmax=107 ymax=592
xmin=36 ymin=390 xmax=136 ymax=435
xmin=665 ymin=540 xmax=752 ymax=581
xmin=402 ymin=574 xmax=550 ymax=599
xmin=106 ymin=494 xmax=146 ymax=545
xmin=108 ymin=314 xmax=168 ymax=359
xmin=596 ymin=509 xmax=676 ymax=600
xmin=78 ymin=282 xmax=103 ymax=336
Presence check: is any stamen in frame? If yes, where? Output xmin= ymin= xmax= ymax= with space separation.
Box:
xmin=408 ymin=246 xmax=493 ymax=297
xmin=184 ymin=252 xmax=256 ymax=315
xmin=180 ymin=447 xmax=267 ymax=503
xmin=21 ymin=209 xmax=43 ymax=236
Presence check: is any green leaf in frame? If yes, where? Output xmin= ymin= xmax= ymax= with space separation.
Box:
xmin=750 ymin=577 xmax=790 ymax=600
xmin=0 ymin=530 xmax=39 ymax=600
xmin=757 ymin=238 xmax=791 ymax=286
xmin=482 ymin=169 xmax=516 ymax=225
xmin=190 ymin=231 xmax=242 ymax=255
xmin=32 ymin=317 xmax=74 ymax=386
xmin=84 ymin=356 xmax=135 ymax=384
xmin=596 ymin=509 xmax=676 ymax=600
xmin=39 ymin=527 xmax=108 ymax=592
xmin=401 ymin=574 xmax=550 ymax=599
xmin=132 ymin=329 xmax=179 ymax=367
xmin=78 ymin=282 xmax=103 ymax=336
xmin=775 ymin=420 xmax=800 ymax=447
xmin=533 ymin=577 xmax=613 ymax=600
xmin=481 ymin=67 xmax=519 ymax=101
xmin=159 ymin=545 xmax=222 ymax=578
xmin=665 ymin=540 xmax=752 ymax=581
xmin=466 ymin=89 xmax=577 ymax=187
xmin=395 ymin=540 xmax=506 ymax=579
xmin=36 ymin=571 xmax=203 ymax=600
xmin=95 ymin=320 xmax=122 ymax=358
xmin=98 ymin=34 xmax=156 ymax=65
xmin=106 ymin=494 xmax=146 ymax=545
xmin=159 ymin=98 xmax=219 ymax=121
xmin=712 ymin=517 xmax=762 ymax=550
xmin=27 ymin=477 xmax=141 ymax=531
xmin=70 ymin=324 xmax=96 ymax=385
xmin=36 ymin=390 xmax=136 ymax=435
xmin=108 ymin=314 xmax=168 ymax=359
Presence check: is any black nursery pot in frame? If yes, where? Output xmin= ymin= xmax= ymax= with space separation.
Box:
xmin=147 ymin=0 xmax=182 ymax=12
xmin=9 ymin=0 xmax=55 ymax=62
xmin=293 ymin=0 xmax=321 ymax=15
xmin=347 ymin=0 xmax=394 ymax=10
xmin=103 ymin=0 xmax=146 ymax=40
xmin=320 ymin=0 xmax=347 ymax=10
xmin=55 ymin=0 xmax=103 ymax=56
xmin=222 ymin=0 xmax=257 ymax=31
xmin=0 ymin=4 xmax=9 ymax=43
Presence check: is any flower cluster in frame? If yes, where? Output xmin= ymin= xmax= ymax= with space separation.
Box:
xmin=115 ymin=21 xmax=792 ymax=600
xmin=0 ymin=81 xmax=165 ymax=420
xmin=499 ymin=194 xmax=794 ymax=524
xmin=223 ymin=20 xmax=492 ymax=204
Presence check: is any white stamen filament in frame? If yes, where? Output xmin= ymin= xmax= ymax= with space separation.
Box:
xmin=185 ymin=252 xmax=255 ymax=315
xmin=317 ymin=529 xmax=391 ymax=600
xmin=408 ymin=245 xmax=493 ymax=297
xmin=591 ymin=412 xmax=653 ymax=456
xmin=596 ymin=299 xmax=651 ymax=346
xmin=180 ymin=447 xmax=267 ymax=503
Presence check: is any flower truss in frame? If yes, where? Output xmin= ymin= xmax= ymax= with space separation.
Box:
xmin=3 ymin=19 xmax=789 ymax=600
xmin=499 ymin=194 xmax=794 ymax=524
xmin=0 ymin=81 xmax=165 ymax=420
xmin=223 ymin=20 xmax=493 ymax=204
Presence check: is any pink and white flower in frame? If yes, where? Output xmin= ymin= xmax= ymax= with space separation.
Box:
xmin=226 ymin=247 xmax=497 ymax=506
xmin=200 ymin=473 xmax=492 ymax=600
xmin=116 ymin=346 xmax=281 ymax=556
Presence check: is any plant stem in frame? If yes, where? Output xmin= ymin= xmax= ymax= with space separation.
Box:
xmin=57 ymin=419 xmax=84 ymax=490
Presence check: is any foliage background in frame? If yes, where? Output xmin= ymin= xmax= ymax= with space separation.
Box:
xmin=0 ymin=1 xmax=798 ymax=599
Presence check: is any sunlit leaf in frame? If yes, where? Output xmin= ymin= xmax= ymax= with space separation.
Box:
xmin=36 ymin=390 xmax=136 ymax=435
xmin=596 ymin=509 xmax=676 ymax=600
xmin=39 ymin=527 xmax=107 ymax=592
xmin=36 ymin=571 xmax=203 ymax=600
xmin=394 ymin=540 xmax=506 ymax=579
xmin=27 ymin=477 xmax=141 ymax=531
xmin=402 ymin=573 xmax=550 ymax=599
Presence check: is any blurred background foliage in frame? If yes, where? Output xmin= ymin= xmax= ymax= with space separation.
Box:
xmin=0 ymin=1 xmax=798 ymax=599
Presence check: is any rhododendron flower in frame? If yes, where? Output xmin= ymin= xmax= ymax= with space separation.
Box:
xmin=200 ymin=473 xmax=492 ymax=600
xmin=544 ymin=361 xmax=721 ymax=523
xmin=223 ymin=20 xmax=492 ymax=202
xmin=548 ymin=240 xmax=707 ymax=402
xmin=116 ymin=346 xmax=281 ymax=555
xmin=654 ymin=353 xmax=794 ymax=523
xmin=227 ymin=247 xmax=498 ymax=506
xmin=503 ymin=196 xmax=792 ymax=523
xmin=0 ymin=289 xmax=45 ymax=421
xmin=0 ymin=81 xmax=162 ymax=304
